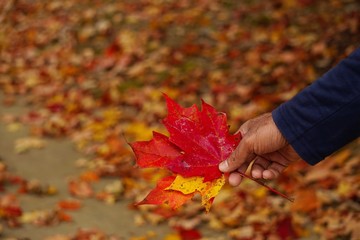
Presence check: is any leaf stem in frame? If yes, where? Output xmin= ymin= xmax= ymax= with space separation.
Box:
xmin=238 ymin=172 xmax=294 ymax=202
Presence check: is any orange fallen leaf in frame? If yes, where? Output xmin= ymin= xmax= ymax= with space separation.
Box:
xmin=57 ymin=199 xmax=82 ymax=211
xmin=80 ymin=171 xmax=100 ymax=182
xmin=57 ymin=211 xmax=73 ymax=222
xmin=291 ymin=189 xmax=320 ymax=213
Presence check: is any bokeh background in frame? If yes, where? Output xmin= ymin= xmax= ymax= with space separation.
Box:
xmin=0 ymin=0 xmax=359 ymax=239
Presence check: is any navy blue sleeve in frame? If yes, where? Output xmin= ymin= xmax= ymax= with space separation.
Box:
xmin=272 ymin=47 xmax=360 ymax=165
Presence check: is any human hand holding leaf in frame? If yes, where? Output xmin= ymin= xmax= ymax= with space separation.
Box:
xmin=130 ymin=94 xmax=291 ymax=211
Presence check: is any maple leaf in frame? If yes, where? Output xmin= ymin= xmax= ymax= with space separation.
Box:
xmin=130 ymin=94 xmax=240 ymax=211
xmin=136 ymin=176 xmax=194 ymax=210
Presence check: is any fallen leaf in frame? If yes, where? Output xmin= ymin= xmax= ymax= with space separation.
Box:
xmin=57 ymin=199 xmax=82 ymax=211
xmin=276 ymin=216 xmax=298 ymax=240
xmin=175 ymin=226 xmax=202 ymax=240
xmin=68 ymin=179 xmax=93 ymax=198
xmin=80 ymin=171 xmax=99 ymax=182
xmin=14 ymin=137 xmax=46 ymax=154
xmin=57 ymin=211 xmax=73 ymax=222
xmin=291 ymin=189 xmax=320 ymax=213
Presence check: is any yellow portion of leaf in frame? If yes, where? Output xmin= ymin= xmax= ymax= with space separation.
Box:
xmin=166 ymin=174 xmax=225 ymax=211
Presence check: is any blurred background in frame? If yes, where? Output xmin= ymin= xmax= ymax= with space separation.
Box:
xmin=0 ymin=0 xmax=359 ymax=239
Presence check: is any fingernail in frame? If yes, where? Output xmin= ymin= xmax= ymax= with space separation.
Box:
xmin=219 ymin=161 xmax=229 ymax=172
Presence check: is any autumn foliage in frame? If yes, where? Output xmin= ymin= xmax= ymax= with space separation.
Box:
xmin=0 ymin=0 xmax=359 ymax=239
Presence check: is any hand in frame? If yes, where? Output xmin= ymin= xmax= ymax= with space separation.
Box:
xmin=219 ymin=113 xmax=302 ymax=186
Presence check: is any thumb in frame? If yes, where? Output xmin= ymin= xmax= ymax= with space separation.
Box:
xmin=219 ymin=123 xmax=254 ymax=172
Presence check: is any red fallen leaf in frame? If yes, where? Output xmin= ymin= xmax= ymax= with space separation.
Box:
xmin=228 ymin=49 xmax=241 ymax=59
xmin=105 ymin=41 xmax=122 ymax=57
xmin=7 ymin=175 xmax=26 ymax=185
xmin=73 ymin=228 xmax=108 ymax=239
xmin=0 ymin=206 xmax=22 ymax=217
xmin=47 ymin=103 xmax=65 ymax=113
xmin=57 ymin=199 xmax=82 ymax=210
xmin=175 ymin=226 xmax=202 ymax=240
xmin=276 ymin=216 xmax=298 ymax=240
xmin=136 ymin=176 xmax=194 ymax=210
xmin=180 ymin=43 xmax=202 ymax=56
xmin=131 ymin=94 xmax=241 ymax=182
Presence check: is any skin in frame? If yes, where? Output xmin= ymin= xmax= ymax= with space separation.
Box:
xmin=219 ymin=113 xmax=302 ymax=186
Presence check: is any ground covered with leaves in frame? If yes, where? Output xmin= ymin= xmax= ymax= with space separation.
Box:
xmin=0 ymin=0 xmax=359 ymax=239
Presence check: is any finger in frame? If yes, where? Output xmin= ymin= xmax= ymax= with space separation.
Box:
xmin=219 ymin=137 xmax=255 ymax=172
xmin=221 ymin=120 xmax=252 ymax=173
xmin=225 ymin=160 xmax=251 ymax=186
xmin=251 ymin=156 xmax=271 ymax=178
xmin=237 ymin=120 xmax=251 ymax=136
xmin=263 ymin=162 xmax=287 ymax=179
xmin=237 ymin=161 xmax=250 ymax=174
xmin=263 ymin=151 xmax=292 ymax=167
xmin=228 ymin=172 xmax=243 ymax=186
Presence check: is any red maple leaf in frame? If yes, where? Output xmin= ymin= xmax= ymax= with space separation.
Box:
xmin=130 ymin=94 xmax=240 ymax=210
xmin=130 ymin=94 xmax=241 ymax=182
